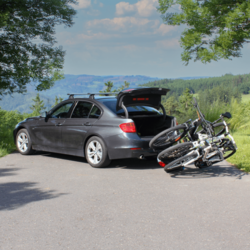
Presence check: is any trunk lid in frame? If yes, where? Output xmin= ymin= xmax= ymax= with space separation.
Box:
xmin=116 ymin=88 xmax=170 ymax=111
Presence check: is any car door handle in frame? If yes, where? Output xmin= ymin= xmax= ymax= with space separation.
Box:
xmin=84 ymin=122 xmax=92 ymax=126
xmin=55 ymin=123 xmax=63 ymax=126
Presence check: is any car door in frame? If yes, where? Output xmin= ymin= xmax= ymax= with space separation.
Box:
xmin=32 ymin=101 xmax=75 ymax=151
xmin=60 ymin=101 xmax=102 ymax=153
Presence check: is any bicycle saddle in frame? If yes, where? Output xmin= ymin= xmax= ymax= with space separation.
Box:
xmin=222 ymin=112 xmax=232 ymax=119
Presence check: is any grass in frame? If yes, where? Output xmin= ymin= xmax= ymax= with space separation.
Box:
xmin=226 ymin=129 xmax=250 ymax=173
xmin=242 ymin=94 xmax=250 ymax=103
xmin=0 ymin=144 xmax=15 ymax=158
xmin=0 ymin=108 xmax=31 ymax=158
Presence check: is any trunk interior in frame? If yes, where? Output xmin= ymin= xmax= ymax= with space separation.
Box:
xmin=131 ymin=115 xmax=175 ymax=140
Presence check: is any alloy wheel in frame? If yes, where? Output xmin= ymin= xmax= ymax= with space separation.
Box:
xmin=87 ymin=140 xmax=103 ymax=165
xmin=17 ymin=132 xmax=29 ymax=153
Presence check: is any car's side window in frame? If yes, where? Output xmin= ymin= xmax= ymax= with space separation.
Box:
xmin=71 ymin=101 xmax=93 ymax=118
xmin=50 ymin=102 xmax=74 ymax=118
xmin=89 ymin=105 xmax=101 ymax=119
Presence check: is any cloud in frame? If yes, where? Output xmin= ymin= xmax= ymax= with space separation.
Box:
xmin=120 ymin=44 xmax=137 ymax=51
xmin=116 ymin=0 xmax=158 ymax=17
xmin=136 ymin=0 xmax=158 ymax=17
xmin=62 ymin=31 xmax=120 ymax=45
xmin=87 ymin=17 xmax=159 ymax=33
xmin=116 ymin=2 xmax=136 ymax=16
xmin=59 ymin=6 xmax=177 ymax=51
xmin=155 ymin=39 xmax=180 ymax=49
xmin=73 ymin=0 xmax=91 ymax=9
xmin=156 ymin=24 xmax=176 ymax=35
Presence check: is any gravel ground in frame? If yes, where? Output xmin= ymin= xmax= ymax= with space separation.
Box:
xmin=0 ymin=151 xmax=250 ymax=250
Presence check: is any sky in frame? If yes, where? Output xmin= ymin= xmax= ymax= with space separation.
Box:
xmin=56 ymin=0 xmax=250 ymax=78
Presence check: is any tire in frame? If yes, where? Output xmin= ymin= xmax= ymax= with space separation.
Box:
xmin=217 ymin=138 xmax=236 ymax=159
xmin=149 ymin=124 xmax=187 ymax=150
xmin=164 ymin=152 xmax=198 ymax=173
xmin=16 ymin=129 xmax=35 ymax=155
xmin=158 ymin=142 xmax=193 ymax=160
xmin=85 ymin=136 xmax=111 ymax=168
xmin=213 ymin=122 xmax=226 ymax=137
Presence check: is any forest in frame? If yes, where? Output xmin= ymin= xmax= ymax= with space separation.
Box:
xmin=142 ymin=73 xmax=250 ymax=123
xmin=143 ymin=73 xmax=250 ymax=100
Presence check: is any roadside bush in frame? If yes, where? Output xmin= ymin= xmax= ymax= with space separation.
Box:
xmin=0 ymin=108 xmax=31 ymax=157
xmin=199 ymin=99 xmax=228 ymax=123
xmin=198 ymin=97 xmax=250 ymax=131
xmin=228 ymin=100 xmax=250 ymax=132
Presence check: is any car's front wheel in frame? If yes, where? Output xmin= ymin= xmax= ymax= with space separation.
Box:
xmin=16 ymin=129 xmax=35 ymax=155
xmin=85 ymin=136 xmax=111 ymax=168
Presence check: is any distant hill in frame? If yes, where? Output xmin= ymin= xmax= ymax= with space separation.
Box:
xmin=142 ymin=73 xmax=250 ymax=97
xmin=0 ymin=74 xmax=213 ymax=113
xmin=173 ymin=76 xmax=210 ymax=80
xmin=0 ymin=74 xmax=161 ymax=113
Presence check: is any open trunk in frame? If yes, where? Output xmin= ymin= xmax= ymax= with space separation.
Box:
xmin=116 ymin=88 xmax=175 ymax=140
xmin=131 ymin=114 xmax=176 ymax=140
xmin=116 ymin=88 xmax=176 ymax=140
xmin=98 ymin=88 xmax=176 ymax=141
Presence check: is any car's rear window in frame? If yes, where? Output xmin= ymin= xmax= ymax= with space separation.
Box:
xmin=98 ymin=99 xmax=162 ymax=116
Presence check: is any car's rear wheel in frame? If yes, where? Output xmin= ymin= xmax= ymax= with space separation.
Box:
xmin=85 ymin=136 xmax=111 ymax=168
xmin=16 ymin=129 xmax=35 ymax=155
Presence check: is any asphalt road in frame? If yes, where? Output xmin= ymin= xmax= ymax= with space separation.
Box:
xmin=0 ymin=151 xmax=250 ymax=250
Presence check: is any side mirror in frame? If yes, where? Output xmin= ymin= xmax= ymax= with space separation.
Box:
xmin=222 ymin=112 xmax=232 ymax=119
xmin=45 ymin=111 xmax=51 ymax=122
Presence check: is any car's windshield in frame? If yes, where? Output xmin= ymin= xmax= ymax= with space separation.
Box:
xmin=98 ymin=99 xmax=162 ymax=116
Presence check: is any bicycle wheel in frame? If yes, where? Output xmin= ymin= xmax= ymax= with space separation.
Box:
xmin=217 ymin=138 xmax=236 ymax=159
xmin=164 ymin=152 xmax=198 ymax=172
xmin=158 ymin=142 xmax=193 ymax=160
xmin=213 ymin=122 xmax=226 ymax=137
xmin=149 ymin=124 xmax=187 ymax=150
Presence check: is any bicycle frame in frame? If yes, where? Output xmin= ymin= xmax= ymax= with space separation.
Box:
xmin=172 ymin=116 xmax=237 ymax=168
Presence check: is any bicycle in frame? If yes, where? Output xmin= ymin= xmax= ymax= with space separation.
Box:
xmin=158 ymin=113 xmax=237 ymax=172
xmin=149 ymin=97 xmax=226 ymax=150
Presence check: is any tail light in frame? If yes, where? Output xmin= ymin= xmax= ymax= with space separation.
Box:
xmin=158 ymin=161 xmax=166 ymax=167
xmin=119 ymin=122 xmax=137 ymax=133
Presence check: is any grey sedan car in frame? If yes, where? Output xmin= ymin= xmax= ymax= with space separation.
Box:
xmin=14 ymin=88 xmax=176 ymax=167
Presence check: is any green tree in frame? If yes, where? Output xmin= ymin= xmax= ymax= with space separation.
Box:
xmin=100 ymin=81 xmax=115 ymax=93
xmin=30 ymin=93 xmax=46 ymax=116
xmin=53 ymin=96 xmax=64 ymax=107
xmin=163 ymin=96 xmax=179 ymax=115
xmin=158 ymin=0 xmax=250 ymax=64
xmin=117 ymin=81 xmax=130 ymax=92
xmin=177 ymin=88 xmax=194 ymax=116
xmin=0 ymin=0 xmax=77 ymax=97
xmin=100 ymin=81 xmax=131 ymax=94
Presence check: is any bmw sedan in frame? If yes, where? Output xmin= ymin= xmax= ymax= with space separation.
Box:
xmin=14 ymin=88 xmax=176 ymax=167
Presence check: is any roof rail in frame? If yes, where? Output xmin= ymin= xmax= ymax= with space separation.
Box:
xmin=67 ymin=92 xmax=119 ymax=99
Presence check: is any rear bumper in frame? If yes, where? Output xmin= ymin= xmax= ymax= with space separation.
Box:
xmin=105 ymin=133 xmax=158 ymax=160
xmin=109 ymin=147 xmax=158 ymax=160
